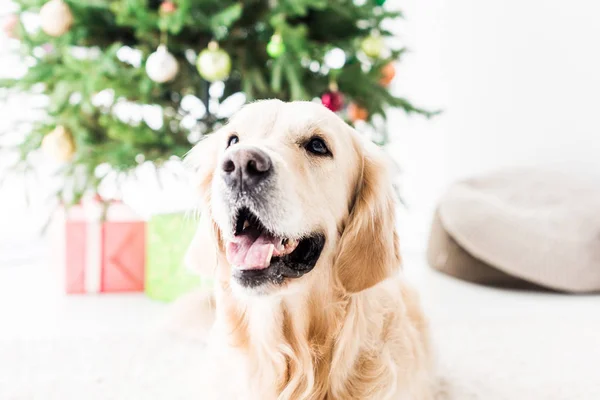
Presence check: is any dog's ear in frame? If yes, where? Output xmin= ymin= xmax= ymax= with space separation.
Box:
xmin=184 ymin=212 xmax=219 ymax=276
xmin=334 ymin=141 xmax=401 ymax=293
xmin=183 ymin=132 xmax=225 ymax=277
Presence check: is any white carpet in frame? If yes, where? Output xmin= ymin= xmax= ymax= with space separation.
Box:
xmin=1 ymin=250 xmax=599 ymax=399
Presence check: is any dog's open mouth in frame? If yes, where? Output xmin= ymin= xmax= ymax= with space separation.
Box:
xmin=226 ymin=207 xmax=325 ymax=288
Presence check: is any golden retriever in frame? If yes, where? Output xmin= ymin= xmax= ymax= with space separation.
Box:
xmin=185 ymin=99 xmax=434 ymax=399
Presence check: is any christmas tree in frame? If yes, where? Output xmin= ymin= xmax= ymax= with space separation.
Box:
xmin=1 ymin=0 xmax=434 ymax=205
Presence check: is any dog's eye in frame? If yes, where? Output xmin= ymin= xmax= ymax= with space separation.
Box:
xmin=227 ymin=135 xmax=239 ymax=148
xmin=305 ymin=137 xmax=330 ymax=156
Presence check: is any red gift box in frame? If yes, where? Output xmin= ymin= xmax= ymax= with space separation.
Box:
xmin=58 ymin=198 xmax=146 ymax=294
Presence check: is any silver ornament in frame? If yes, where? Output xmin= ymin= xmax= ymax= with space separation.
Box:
xmin=146 ymin=45 xmax=179 ymax=83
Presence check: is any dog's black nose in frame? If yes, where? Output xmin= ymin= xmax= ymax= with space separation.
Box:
xmin=222 ymin=147 xmax=272 ymax=189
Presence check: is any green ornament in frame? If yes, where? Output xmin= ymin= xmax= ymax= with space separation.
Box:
xmin=196 ymin=41 xmax=232 ymax=82
xmin=376 ymin=0 xmax=386 ymax=5
xmin=361 ymin=35 xmax=385 ymax=58
xmin=266 ymin=33 xmax=285 ymax=58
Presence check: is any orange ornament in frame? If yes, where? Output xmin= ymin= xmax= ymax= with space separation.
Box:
xmin=379 ymin=62 xmax=396 ymax=86
xmin=348 ymin=103 xmax=369 ymax=122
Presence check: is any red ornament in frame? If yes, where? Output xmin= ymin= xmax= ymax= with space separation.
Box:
xmin=321 ymin=90 xmax=344 ymax=112
xmin=159 ymin=1 xmax=177 ymax=14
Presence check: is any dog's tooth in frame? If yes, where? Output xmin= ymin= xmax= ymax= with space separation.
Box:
xmin=265 ymin=244 xmax=274 ymax=266
xmin=276 ymin=239 xmax=285 ymax=252
xmin=283 ymin=239 xmax=298 ymax=255
xmin=243 ymin=220 xmax=250 ymax=230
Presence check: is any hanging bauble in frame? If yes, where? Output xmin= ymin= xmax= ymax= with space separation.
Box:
xmin=348 ymin=103 xmax=369 ymax=122
xmin=3 ymin=14 xmax=19 ymax=39
xmin=376 ymin=0 xmax=386 ymax=5
xmin=361 ymin=34 xmax=385 ymax=58
xmin=39 ymin=0 xmax=73 ymax=37
xmin=146 ymin=45 xmax=179 ymax=83
xmin=41 ymin=125 xmax=76 ymax=162
xmin=321 ymin=85 xmax=344 ymax=112
xmin=196 ymin=41 xmax=232 ymax=82
xmin=379 ymin=62 xmax=396 ymax=86
xmin=266 ymin=33 xmax=285 ymax=58
xmin=324 ymin=48 xmax=346 ymax=69
xmin=159 ymin=1 xmax=177 ymax=14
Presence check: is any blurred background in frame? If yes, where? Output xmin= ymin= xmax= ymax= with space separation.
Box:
xmin=1 ymin=0 xmax=599 ymax=398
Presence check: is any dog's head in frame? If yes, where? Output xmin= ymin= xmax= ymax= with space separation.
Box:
xmin=188 ymin=100 xmax=400 ymax=296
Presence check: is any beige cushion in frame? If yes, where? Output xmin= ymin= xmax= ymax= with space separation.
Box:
xmin=427 ymin=168 xmax=600 ymax=293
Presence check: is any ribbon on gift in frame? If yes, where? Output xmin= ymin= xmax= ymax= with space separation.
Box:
xmin=61 ymin=196 xmax=145 ymax=294
xmin=83 ymin=198 xmax=104 ymax=293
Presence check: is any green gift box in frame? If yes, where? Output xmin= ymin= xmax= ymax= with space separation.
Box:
xmin=146 ymin=212 xmax=206 ymax=302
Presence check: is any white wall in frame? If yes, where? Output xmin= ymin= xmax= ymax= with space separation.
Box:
xmin=387 ymin=0 xmax=600 ymax=251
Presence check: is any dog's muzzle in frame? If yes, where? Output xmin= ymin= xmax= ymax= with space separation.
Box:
xmin=221 ymin=146 xmax=272 ymax=192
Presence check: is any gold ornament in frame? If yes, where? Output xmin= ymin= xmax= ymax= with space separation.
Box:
xmin=196 ymin=41 xmax=232 ymax=82
xmin=40 ymin=0 xmax=73 ymax=37
xmin=42 ymin=125 xmax=75 ymax=162
xmin=3 ymin=14 xmax=19 ymax=39
xmin=361 ymin=35 xmax=385 ymax=58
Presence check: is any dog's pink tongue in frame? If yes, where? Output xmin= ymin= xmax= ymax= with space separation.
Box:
xmin=226 ymin=233 xmax=278 ymax=270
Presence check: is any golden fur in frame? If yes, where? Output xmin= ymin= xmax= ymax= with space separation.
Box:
xmin=185 ymin=100 xmax=434 ymax=399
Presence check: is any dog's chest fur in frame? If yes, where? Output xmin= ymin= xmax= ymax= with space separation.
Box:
xmin=201 ymin=282 xmax=420 ymax=400
xmin=220 ymin=293 xmax=339 ymax=399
